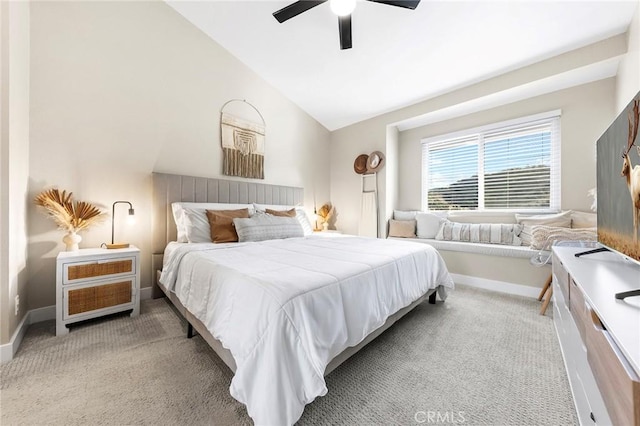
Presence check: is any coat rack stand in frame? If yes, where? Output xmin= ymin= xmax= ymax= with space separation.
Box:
xmin=359 ymin=173 xmax=379 ymax=238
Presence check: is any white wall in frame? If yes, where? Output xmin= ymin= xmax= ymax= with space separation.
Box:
xmin=616 ymin=0 xmax=640 ymax=112
xmin=399 ymin=79 xmax=616 ymax=212
xmin=330 ymin=119 xmax=388 ymax=237
xmin=384 ymin=126 xmax=399 ymax=234
xmin=27 ymin=1 xmax=330 ymax=311
xmin=330 ymin=32 xmax=627 ymax=236
xmin=0 ymin=1 xmax=30 ymax=345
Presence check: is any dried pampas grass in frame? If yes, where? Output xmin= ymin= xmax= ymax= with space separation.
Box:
xmin=317 ymin=203 xmax=334 ymax=223
xmin=35 ymin=188 xmax=105 ymax=232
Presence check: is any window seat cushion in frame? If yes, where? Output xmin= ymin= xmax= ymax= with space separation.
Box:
xmin=388 ymin=237 xmax=541 ymax=259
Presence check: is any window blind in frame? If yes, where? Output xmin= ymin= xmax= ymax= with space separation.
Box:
xmin=422 ymin=113 xmax=561 ymax=212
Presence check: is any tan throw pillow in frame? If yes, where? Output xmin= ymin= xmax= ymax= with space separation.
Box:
xmin=265 ymin=208 xmax=296 ymax=217
xmin=206 ymin=208 xmax=250 ymax=243
xmin=388 ymin=219 xmax=416 ymax=238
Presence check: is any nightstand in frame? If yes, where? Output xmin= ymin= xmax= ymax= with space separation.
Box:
xmin=56 ymin=247 xmax=140 ymax=336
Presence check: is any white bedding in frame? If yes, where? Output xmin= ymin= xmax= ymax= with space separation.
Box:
xmin=160 ymin=235 xmax=454 ymax=425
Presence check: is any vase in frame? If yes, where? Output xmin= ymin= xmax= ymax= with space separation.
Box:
xmin=322 ymin=222 xmax=329 ymax=231
xmin=62 ymin=230 xmax=82 ymax=251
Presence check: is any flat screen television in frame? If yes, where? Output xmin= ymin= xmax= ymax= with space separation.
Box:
xmin=591 ymin=91 xmax=640 ymax=299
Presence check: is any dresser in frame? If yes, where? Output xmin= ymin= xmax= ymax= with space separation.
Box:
xmin=56 ymin=247 xmax=140 ymax=336
xmin=552 ymin=246 xmax=640 ymax=425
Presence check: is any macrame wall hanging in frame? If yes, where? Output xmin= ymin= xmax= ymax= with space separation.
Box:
xmin=220 ymin=99 xmax=266 ymax=180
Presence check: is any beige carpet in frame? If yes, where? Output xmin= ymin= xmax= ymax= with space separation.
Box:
xmin=1 ymin=285 xmax=577 ymax=425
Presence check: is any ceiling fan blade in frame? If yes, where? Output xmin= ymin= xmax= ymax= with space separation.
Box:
xmin=366 ymin=0 xmax=420 ymax=10
xmin=273 ymin=1 xmax=327 ymax=23
xmin=338 ymin=15 xmax=352 ymax=50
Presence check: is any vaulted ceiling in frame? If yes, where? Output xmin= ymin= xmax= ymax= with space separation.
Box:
xmin=168 ymin=1 xmax=638 ymax=131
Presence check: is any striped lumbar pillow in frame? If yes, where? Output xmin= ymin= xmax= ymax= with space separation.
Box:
xmin=435 ymin=221 xmax=523 ymax=245
xmin=233 ymin=213 xmax=304 ymax=242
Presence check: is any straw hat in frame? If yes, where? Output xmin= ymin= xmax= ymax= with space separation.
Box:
xmin=366 ymin=151 xmax=385 ymax=173
xmin=353 ymin=154 xmax=369 ymax=174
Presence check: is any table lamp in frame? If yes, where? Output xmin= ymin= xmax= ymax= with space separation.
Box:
xmin=106 ymin=201 xmax=135 ymax=249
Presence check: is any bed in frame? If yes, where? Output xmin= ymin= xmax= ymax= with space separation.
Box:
xmin=151 ymin=172 xmax=455 ymax=425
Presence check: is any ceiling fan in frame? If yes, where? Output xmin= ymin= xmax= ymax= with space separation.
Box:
xmin=273 ymin=0 xmax=421 ymax=50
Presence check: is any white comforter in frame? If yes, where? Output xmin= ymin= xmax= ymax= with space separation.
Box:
xmin=160 ymin=235 xmax=454 ymax=425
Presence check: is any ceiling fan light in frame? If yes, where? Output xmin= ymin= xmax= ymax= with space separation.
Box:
xmin=329 ymin=0 xmax=356 ymax=16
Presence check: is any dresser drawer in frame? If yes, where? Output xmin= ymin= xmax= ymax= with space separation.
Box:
xmin=552 ymin=284 xmax=571 ymax=336
xmin=63 ymin=256 xmax=136 ymax=284
xmin=586 ymin=306 xmax=640 ymax=426
xmin=552 ymin=256 xmax=570 ymax=303
xmin=569 ymin=278 xmax=588 ymax=345
xmin=63 ymin=278 xmax=135 ymax=320
xmin=552 ymin=272 xmax=566 ymax=306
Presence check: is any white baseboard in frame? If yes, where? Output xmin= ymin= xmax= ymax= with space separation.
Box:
xmin=1 ymin=288 xmax=153 ymax=364
xmin=451 ymin=273 xmax=541 ymax=298
xmin=0 ymin=312 xmax=29 ymax=363
xmin=0 ymin=305 xmax=56 ymax=364
xmin=29 ymin=305 xmax=56 ymax=324
xmin=140 ymin=286 xmax=152 ymax=301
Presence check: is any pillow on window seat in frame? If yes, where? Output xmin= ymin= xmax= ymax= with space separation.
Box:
xmin=416 ymin=213 xmax=446 ymax=239
xmin=393 ymin=210 xmax=421 ymax=221
xmin=529 ymin=225 xmax=597 ymax=250
xmin=388 ymin=219 xmax=416 ymax=238
xmin=571 ymin=211 xmax=597 ymax=228
xmin=435 ymin=221 xmax=523 ymax=246
xmin=515 ymin=211 xmax=572 ymax=246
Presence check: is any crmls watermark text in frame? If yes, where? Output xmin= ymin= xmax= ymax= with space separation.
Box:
xmin=414 ymin=411 xmax=466 ymax=424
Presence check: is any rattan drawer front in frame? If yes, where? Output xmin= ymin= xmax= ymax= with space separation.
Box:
xmin=66 ymin=280 xmax=133 ymax=318
xmin=64 ymin=257 xmax=135 ymax=284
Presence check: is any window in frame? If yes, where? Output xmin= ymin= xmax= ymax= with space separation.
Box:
xmin=422 ymin=112 xmax=560 ymax=212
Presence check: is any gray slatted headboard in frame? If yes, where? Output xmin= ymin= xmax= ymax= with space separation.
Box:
xmin=151 ymin=172 xmax=304 ymax=293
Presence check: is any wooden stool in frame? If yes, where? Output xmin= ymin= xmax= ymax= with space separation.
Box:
xmin=538 ymin=274 xmax=553 ymax=315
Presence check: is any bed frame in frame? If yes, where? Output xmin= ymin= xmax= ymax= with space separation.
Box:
xmin=151 ymin=172 xmax=437 ymax=376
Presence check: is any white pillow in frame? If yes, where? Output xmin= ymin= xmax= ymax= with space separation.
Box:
xmin=253 ymin=203 xmax=313 ymax=236
xmin=393 ymin=210 xmax=420 ymax=221
xmin=436 ymin=221 xmax=523 ymax=246
xmin=515 ymin=211 xmax=572 ymax=227
xmin=571 ymin=211 xmax=597 ymax=229
xmin=515 ymin=211 xmax=572 ymax=247
xmin=253 ymin=203 xmax=296 ymax=212
xmin=446 ymin=211 xmax=516 ymax=224
xmin=416 ymin=213 xmax=445 ymax=239
xmin=171 ymin=203 xmax=189 ymax=242
xmin=234 ymin=213 xmax=304 ymax=242
xmin=172 ymin=202 xmax=254 ymax=243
